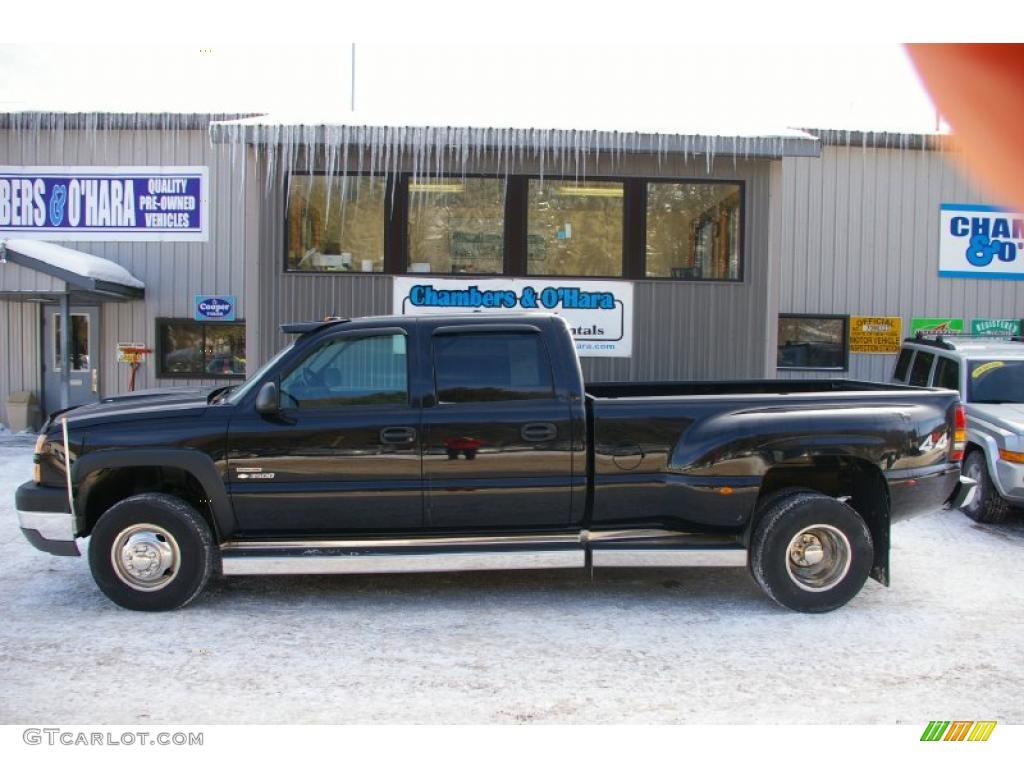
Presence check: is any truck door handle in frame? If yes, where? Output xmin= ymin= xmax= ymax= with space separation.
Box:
xmin=521 ymin=422 xmax=557 ymax=442
xmin=380 ymin=427 xmax=416 ymax=445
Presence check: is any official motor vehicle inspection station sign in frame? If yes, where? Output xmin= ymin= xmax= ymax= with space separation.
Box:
xmin=939 ymin=203 xmax=1024 ymax=280
xmin=393 ymin=277 xmax=633 ymax=357
xmin=0 ymin=166 xmax=209 ymax=241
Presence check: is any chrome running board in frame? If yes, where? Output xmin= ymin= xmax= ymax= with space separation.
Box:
xmin=220 ymin=529 xmax=746 ymax=576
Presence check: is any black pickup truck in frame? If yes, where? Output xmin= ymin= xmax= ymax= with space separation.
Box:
xmin=16 ymin=313 xmax=974 ymax=612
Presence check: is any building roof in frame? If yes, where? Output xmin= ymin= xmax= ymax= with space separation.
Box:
xmin=208 ymin=111 xmax=822 ymax=160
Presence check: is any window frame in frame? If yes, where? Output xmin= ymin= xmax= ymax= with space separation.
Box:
xmin=155 ymin=318 xmax=247 ymax=380
xmin=281 ymin=172 xmax=746 ymax=282
xmin=776 ymin=313 xmax=850 ymax=372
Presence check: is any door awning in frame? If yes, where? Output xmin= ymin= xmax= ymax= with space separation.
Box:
xmin=0 ymin=239 xmax=145 ymax=301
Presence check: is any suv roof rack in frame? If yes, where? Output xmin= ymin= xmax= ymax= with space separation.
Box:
xmin=907 ymin=330 xmax=1024 ymax=350
xmin=281 ymin=317 xmax=351 ymax=335
xmin=906 ymin=333 xmax=956 ymax=350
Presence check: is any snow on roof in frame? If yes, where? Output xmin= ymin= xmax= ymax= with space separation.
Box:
xmin=1 ymin=239 xmax=145 ymax=290
xmin=211 ymin=109 xmax=817 ymax=140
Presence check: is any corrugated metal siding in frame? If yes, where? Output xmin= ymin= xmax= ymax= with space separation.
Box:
xmin=258 ymin=152 xmax=775 ymax=382
xmin=0 ymin=259 xmax=65 ymax=293
xmin=0 ymin=302 xmax=40 ymax=425
xmin=0 ymin=126 xmax=251 ymax=419
xmin=776 ymin=145 xmax=1023 ymax=382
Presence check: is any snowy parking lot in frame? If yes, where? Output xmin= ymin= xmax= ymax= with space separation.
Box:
xmin=1 ymin=437 xmax=1022 ymax=724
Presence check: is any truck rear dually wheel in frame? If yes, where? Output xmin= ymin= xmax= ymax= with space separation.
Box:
xmin=750 ymin=491 xmax=873 ymax=613
xmin=88 ymin=493 xmax=215 ymax=611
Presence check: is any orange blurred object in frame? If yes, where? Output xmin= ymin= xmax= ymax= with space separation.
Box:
xmin=906 ymin=44 xmax=1024 ymax=210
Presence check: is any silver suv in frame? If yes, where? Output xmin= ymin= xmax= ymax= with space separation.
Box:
xmin=892 ymin=334 xmax=1024 ymax=523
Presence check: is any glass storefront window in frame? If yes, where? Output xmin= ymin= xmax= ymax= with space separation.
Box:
xmin=646 ymin=183 xmax=742 ymax=280
xmin=777 ymin=315 xmax=848 ymax=370
xmin=407 ymin=178 xmax=505 ymax=274
xmin=287 ymin=175 xmax=386 ymax=272
xmin=527 ymin=180 xmax=623 ymax=276
xmin=158 ymin=320 xmax=246 ymax=378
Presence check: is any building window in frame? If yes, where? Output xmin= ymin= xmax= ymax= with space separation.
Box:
xmin=283 ymin=173 xmax=745 ymax=281
xmin=286 ymin=175 xmax=386 ymax=272
xmin=527 ymin=179 xmax=624 ymax=277
xmin=407 ymin=178 xmax=505 ymax=274
xmin=645 ymin=182 xmax=742 ymax=280
xmin=777 ymin=314 xmax=848 ymax=370
xmin=157 ymin=319 xmax=246 ymax=379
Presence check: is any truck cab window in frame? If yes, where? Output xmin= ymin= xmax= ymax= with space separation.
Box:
xmin=281 ymin=334 xmax=408 ymax=408
xmin=433 ymin=332 xmax=554 ymax=403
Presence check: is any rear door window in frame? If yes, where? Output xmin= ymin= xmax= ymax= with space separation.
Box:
xmin=932 ymin=356 xmax=961 ymax=392
xmin=433 ymin=331 xmax=555 ymax=403
xmin=908 ymin=351 xmax=935 ymax=386
xmin=892 ymin=348 xmax=913 ymax=382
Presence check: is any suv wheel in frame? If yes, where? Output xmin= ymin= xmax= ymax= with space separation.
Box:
xmin=88 ymin=493 xmax=215 ymax=611
xmin=750 ymin=490 xmax=874 ymax=613
xmin=962 ymin=450 xmax=1010 ymax=524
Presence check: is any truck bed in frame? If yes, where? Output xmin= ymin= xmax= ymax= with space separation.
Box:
xmin=586 ymin=379 xmax=921 ymax=399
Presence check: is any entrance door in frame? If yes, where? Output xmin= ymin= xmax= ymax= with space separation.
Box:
xmin=43 ymin=305 xmax=100 ymax=415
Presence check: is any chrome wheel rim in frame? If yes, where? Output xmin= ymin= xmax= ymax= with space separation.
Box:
xmin=785 ymin=525 xmax=851 ymax=592
xmin=111 ymin=524 xmax=180 ymax=591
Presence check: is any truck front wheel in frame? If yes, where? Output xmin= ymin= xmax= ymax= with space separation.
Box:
xmin=750 ymin=491 xmax=873 ymax=613
xmin=88 ymin=493 xmax=215 ymax=611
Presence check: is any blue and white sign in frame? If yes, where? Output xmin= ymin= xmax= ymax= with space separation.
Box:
xmin=393 ymin=277 xmax=633 ymax=357
xmin=939 ymin=203 xmax=1024 ymax=280
xmin=0 ymin=166 xmax=209 ymax=242
xmin=194 ymin=295 xmax=236 ymax=321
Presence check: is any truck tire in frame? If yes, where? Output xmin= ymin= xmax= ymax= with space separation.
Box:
xmin=750 ymin=491 xmax=873 ymax=613
xmin=88 ymin=493 xmax=215 ymax=611
xmin=961 ymin=450 xmax=1010 ymax=524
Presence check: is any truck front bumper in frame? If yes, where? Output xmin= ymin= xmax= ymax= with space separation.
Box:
xmin=15 ymin=481 xmax=79 ymax=556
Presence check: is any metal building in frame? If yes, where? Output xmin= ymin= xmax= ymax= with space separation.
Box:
xmin=0 ymin=112 xmax=1020 ymax=429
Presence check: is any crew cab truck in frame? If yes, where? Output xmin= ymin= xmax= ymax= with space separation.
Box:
xmin=16 ymin=313 xmax=974 ymax=613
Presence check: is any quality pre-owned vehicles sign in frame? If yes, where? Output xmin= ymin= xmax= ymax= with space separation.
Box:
xmin=0 ymin=166 xmax=208 ymax=241
xmin=939 ymin=203 xmax=1023 ymax=280
xmin=393 ymin=277 xmax=633 ymax=357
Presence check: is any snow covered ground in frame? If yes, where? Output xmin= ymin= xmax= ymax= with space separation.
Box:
xmin=0 ymin=439 xmax=1021 ymax=724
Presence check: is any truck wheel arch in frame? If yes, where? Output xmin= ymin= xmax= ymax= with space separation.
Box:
xmin=73 ymin=449 xmax=234 ymax=541
xmin=752 ymin=458 xmax=891 ymax=586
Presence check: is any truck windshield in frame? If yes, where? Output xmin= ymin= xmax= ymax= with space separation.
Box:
xmin=967 ymin=359 xmax=1024 ymax=404
xmin=226 ymin=343 xmax=295 ymax=405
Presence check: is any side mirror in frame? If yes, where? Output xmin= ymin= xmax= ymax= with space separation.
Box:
xmin=255 ymin=381 xmax=280 ymax=415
